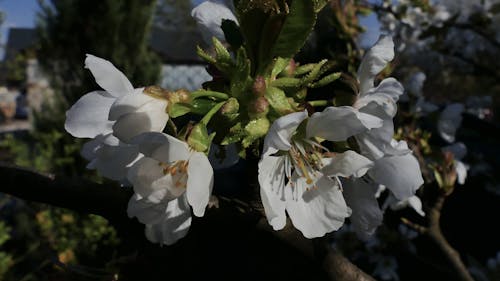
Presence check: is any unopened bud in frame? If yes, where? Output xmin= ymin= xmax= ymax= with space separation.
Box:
xmin=221 ymin=98 xmax=239 ymax=115
xmin=285 ymin=59 xmax=297 ymax=77
xmin=252 ymin=76 xmax=266 ymax=96
xmin=254 ymin=96 xmax=269 ymax=113
xmin=187 ymin=123 xmax=211 ymax=153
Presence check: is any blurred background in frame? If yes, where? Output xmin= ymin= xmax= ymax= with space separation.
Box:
xmin=0 ymin=0 xmax=499 ymax=280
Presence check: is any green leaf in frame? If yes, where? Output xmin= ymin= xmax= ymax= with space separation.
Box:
xmin=196 ymin=45 xmax=216 ymax=64
xmin=213 ymin=37 xmax=232 ymax=63
xmin=242 ymin=118 xmax=269 ymax=148
xmin=221 ymin=19 xmax=244 ymax=49
xmin=187 ymin=123 xmax=211 ymax=153
xmin=294 ymin=63 xmax=316 ymax=76
xmin=271 ymin=0 xmax=316 ymax=58
xmin=309 ymin=72 xmax=342 ymax=88
xmin=302 ymin=59 xmax=327 ymax=84
xmin=169 ymin=103 xmax=191 ymax=118
xmin=238 ymin=8 xmax=270 ymax=73
xmin=191 ymin=99 xmax=218 ymax=115
xmin=271 ymin=57 xmax=291 ymax=78
xmin=271 ymin=77 xmax=302 ymax=88
xmin=265 ymin=86 xmax=294 ymax=115
xmin=313 ymin=0 xmax=330 ymax=12
xmin=230 ymin=47 xmax=252 ymax=98
xmin=257 ymin=13 xmax=286 ymax=71
xmin=221 ymin=122 xmax=245 ymax=145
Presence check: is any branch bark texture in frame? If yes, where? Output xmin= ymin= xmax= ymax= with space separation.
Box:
xmin=0 ymin=162 xmax=375 ymax=281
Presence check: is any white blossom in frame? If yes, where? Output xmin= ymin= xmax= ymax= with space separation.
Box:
xmin=438 ymin=103 xmax=464 ymax=143
xmin=258 ymin=110 xmax=378 ymax=238
xmin=191 ymin=0 xmax=238 ymax=44
xmin=127 ymin=132 xmax=213 ymax=245
xmin=65 ymin=55 xmax=169 ymax=181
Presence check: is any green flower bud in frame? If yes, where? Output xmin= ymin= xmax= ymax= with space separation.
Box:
xmin=221 ymin=97 xmax=240 ymax=115
xmin=187 ymin=123 xmax=214 ymax=153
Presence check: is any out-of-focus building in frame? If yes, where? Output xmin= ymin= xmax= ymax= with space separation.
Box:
xmin=0 ymin=26 xmax=211 ymax=126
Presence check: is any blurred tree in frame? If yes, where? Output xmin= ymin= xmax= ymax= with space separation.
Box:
xmin=37 ymin=0 xmax=161 ymax=105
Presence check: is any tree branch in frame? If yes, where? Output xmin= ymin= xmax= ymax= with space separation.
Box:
xmin=0 ymin=162 xmax=376 ymax=281
xmin=424 ymin=191 xmax=475 ymax=281
xmin=0 ymin=162 xmax=132 ymax=221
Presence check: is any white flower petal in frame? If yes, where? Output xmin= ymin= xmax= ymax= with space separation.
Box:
xmin=191 ymin=0 xmax=238 ymax=44
xmin=285 ymin=175 xmax=350 ymax=238
xmin=342 ymin=178 xmax=383 ymax=240
xmin=187 ymin=152 xmax=214 ymax=217
xmin=455 ymin=160 xmax=468 ymax=185
xmin=356 ymin=120 xmax=395 ymax=160
xmin=127 ymin=194 xmax=166 ymax=225
xmin=80 ymin=135 xmax=105 ymax=161
xmin=437 ymin=103 xmax=464 ymax=143
xmin=144 ymin=195 xmax=192 ymax=245
xmin=93 ymin=143 xmax=140 ymax=181
xmin=258 ymin=155 xmax=287 ymax=230
xmin=130 ymin=132 xmax=190 ymax=162
xmin=407 ymin=196 xmax=425 ymax=216
xmin=112 ymin=99 xmax=169 ymax=143
xmin=108 ymin=88 xmax=150 ymax=120
xmin=85 ymin=54 xmax=134 ymax=97
xmin=357 ymin=35 xmax=395 ymax=95
xmin=65 ymin=91 xmax=115 ymax=138
xmin=263 ymin=111 xmax=308 ymax=155
xmin=388 ymin=195 xmax=425 ymax=217
xmin=356 ymin=78 xmax=404 ymax=118
xmin=127 ymin=157 xmax=170 ymax=202
xmin=369 ymin=152 xmax=424 ymax=200
xmin=322 ymin=151 xmax=373 ymax=178
xmin=307 ymin=106 xmax=383 ymax=141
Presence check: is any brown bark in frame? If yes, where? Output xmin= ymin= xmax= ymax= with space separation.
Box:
xmin=0 ymin=162 xmax=375 ymax=281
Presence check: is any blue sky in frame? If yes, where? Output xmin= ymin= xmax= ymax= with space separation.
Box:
xmin=1 ymin=0 xmax=39 ymax=58
xmin=1 ymin=0 xmax=380 ymax=59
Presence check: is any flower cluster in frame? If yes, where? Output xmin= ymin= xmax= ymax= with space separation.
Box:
xmin=65 ymin=1 xmax=424 ymax=244
xmin=65 ymin=55 xmax=213 ymax=245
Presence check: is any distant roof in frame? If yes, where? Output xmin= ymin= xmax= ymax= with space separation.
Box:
xmin=3 ymin=28 xmax=38 ymax=62
xmin=2 ymin=27 xmax=206 ymax=64
xmin=150 ymin=27 xmax=206 ymax=64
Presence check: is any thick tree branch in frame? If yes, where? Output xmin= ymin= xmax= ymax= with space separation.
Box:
xmin=0 ymin=161 xmax=132 ymax=222
xmin=0 ymin=162 xmax=376 ymax=281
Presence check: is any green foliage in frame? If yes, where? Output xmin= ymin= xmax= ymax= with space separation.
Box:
xmin=0 ymin=127 xmax=84 ymax=176
xmin=37 ymin=0 xmax=161 ymax=104
xmin=0 ymin=222 xmax=13 ymax=279
xmin=36 ymin=209 xmax=119 ymax=262
xmin=270 ymin=0 xmax=316 ymax=59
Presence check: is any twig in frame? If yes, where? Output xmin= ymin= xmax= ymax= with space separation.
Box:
xmin=404 ymin=188 xmax=475 ymax=281
xmin=425 ymin=192 xmax=475 ymax=281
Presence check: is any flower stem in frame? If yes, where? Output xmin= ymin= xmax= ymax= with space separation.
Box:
xmin=309 ymin=100 xmax=329 ymax=107
xmin=191 ymin=90 xmax=229 ymax=100
xmin=200 ymin=102 xmax=225 ymax=125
